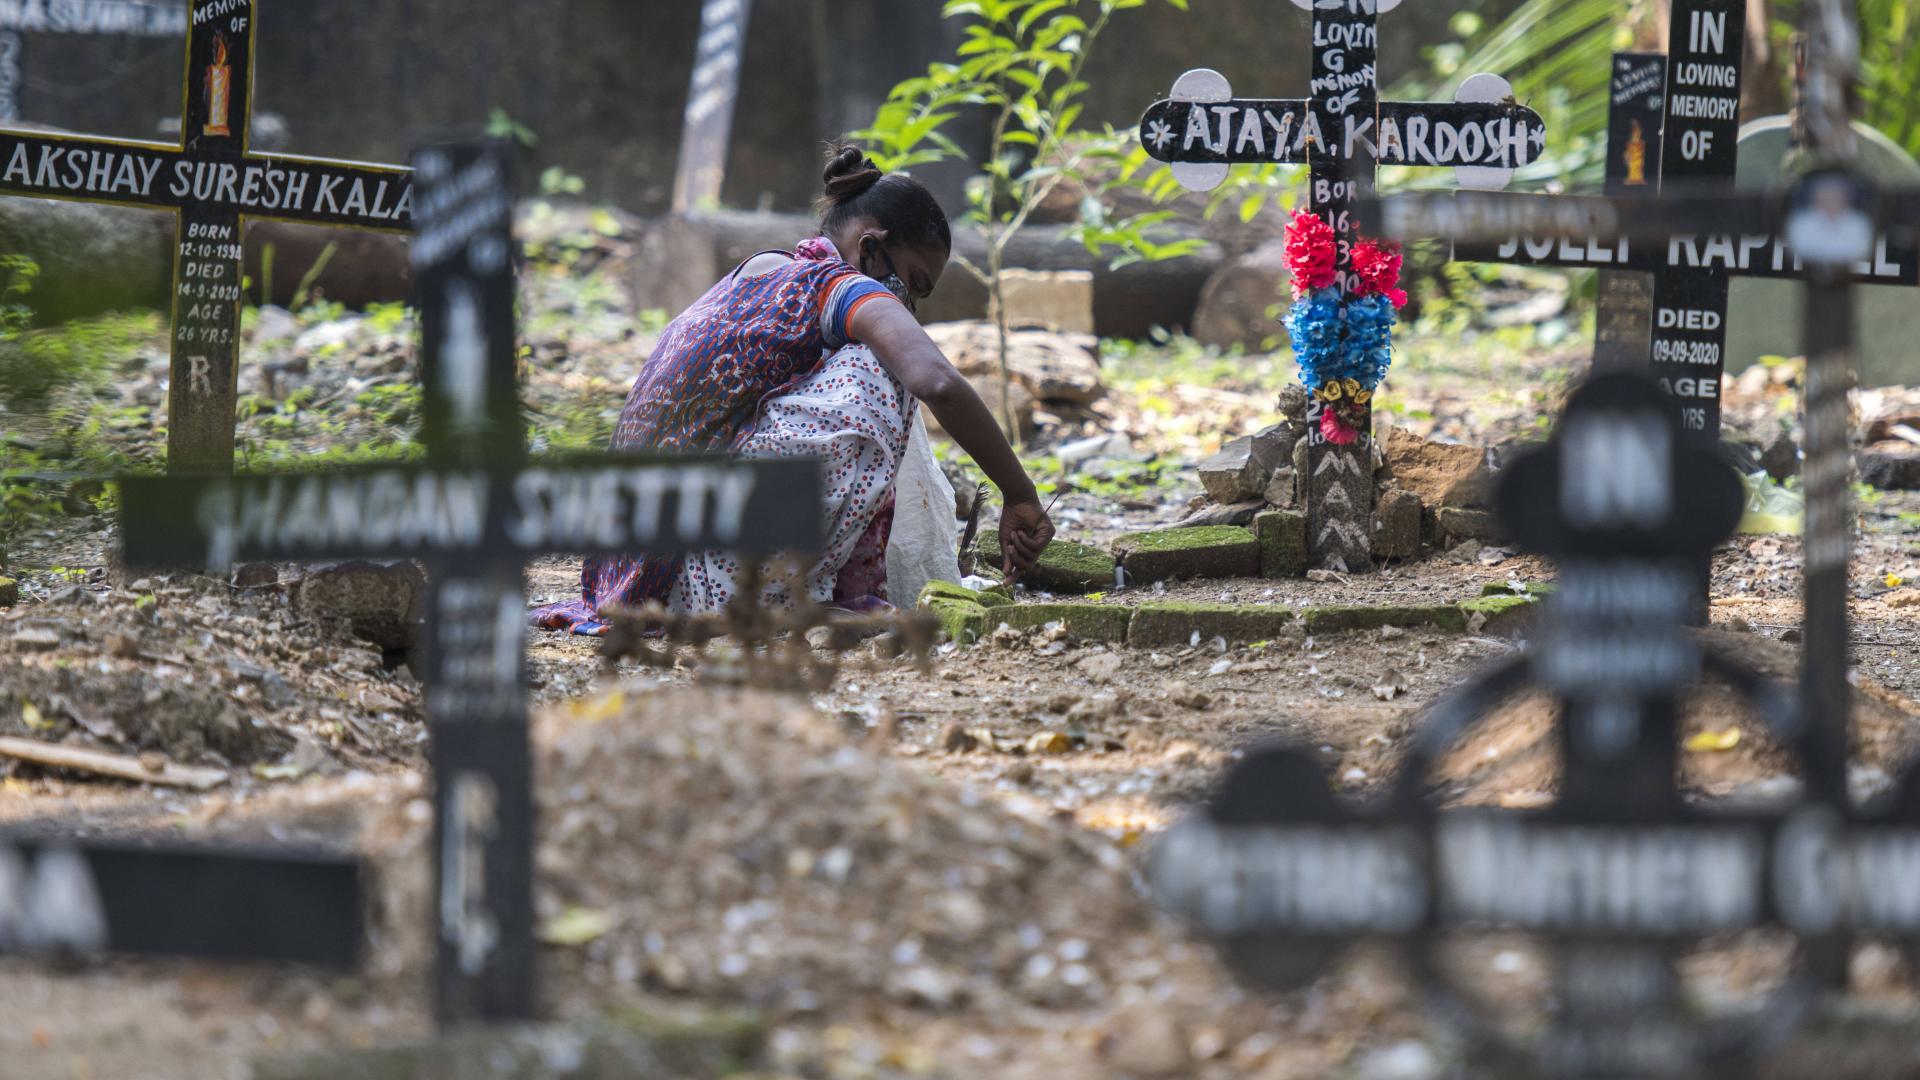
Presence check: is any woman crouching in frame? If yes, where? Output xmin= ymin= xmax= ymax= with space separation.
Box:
xmin=530 ymin=145 xmax=1053 ymax=634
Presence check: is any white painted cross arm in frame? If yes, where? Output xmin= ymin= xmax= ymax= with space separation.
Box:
xmin=1138 ymin=69 xmax=1546 ymax=193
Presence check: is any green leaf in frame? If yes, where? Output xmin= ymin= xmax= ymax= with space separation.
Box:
xmin=1035 ymin=14 xmax=1088 ymax=48
xmin=1016 ymin=0 xmax=1069 ymax=37
xmin=1004 ymin=67 xmax=1044 ymax=93
xmin=899 ymin=110 xmax=959 ymax=151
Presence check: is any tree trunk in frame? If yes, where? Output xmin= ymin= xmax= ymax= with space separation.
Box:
xmin=987 ymin=239 xmax=1017 ymax=446
xmin=1741 ymin=0 xmax=1786 ymax=121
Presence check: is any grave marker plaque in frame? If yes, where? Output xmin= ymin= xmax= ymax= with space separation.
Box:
xmin=1648 ymin=0 xmax=1746 ymax=440
xmin=1137 ymin=0 xmax=1546 ymax=571
xmin=1592 ymin=52 xmax=1665 ymax=371
xmin=1148 ymin=370 xmax=1920 ymax=1074
xmin=671 ymin=0 xmax=752 ymax=214
xmin=1458 ymin=51 xmax=1665 ymax=371
xmin=0 ymin=0 xmax=413 ymax=472
xmin=119 ymin=136 xmax=826 ymax=1023
xmin=0 ymin=0 xmax=183 ymax=123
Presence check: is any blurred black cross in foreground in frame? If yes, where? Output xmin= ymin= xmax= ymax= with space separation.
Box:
xmin=1136 ymin=0 xmax=1547 ymax=573
xmin=115 ymin=139 xmax=825 ymax=1024
xmin=0 ymin=0 xmax=413 ymax=472
xmin=1151 ymin=371 xmax=1920 ymax=1077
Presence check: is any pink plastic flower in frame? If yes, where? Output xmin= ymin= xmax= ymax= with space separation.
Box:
xmin=1351 ymin=239 xmax=1408 ymax=309
xmin=1319 ymin=408 xmax=1361 ymax=445
xmin=1285 ymin=209 xmax=1338 ymax=297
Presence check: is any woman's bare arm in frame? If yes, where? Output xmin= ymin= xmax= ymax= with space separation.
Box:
xmin=850 ymin=300 xmax=1054 ymax=572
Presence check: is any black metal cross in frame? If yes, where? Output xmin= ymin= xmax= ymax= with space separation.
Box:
xmin=1451 ymin=0 xmax=1919 ymax=444
xmin=1137 ymin=0 xmax=1547 ymax=572
xmin=0 ymin=0 xmax=413 ymax=472
xmin=116 ymin=138 xmax=826 ymax=1023
xmin=1150 ymin=370 xmax=1920 ymax=1076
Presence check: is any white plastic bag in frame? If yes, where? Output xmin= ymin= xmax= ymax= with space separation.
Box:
xmin=886 ymin=411 xmax=962 ymax=606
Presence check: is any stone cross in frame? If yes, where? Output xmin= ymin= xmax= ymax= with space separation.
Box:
xmin=117 ymin=138 xmax=827 ymax=1023
xmin=1137 ymin=0 xmax=1547 ymax=571
xmin=0 ymin=0 xmax=413 ymax=472
xmin=671 ymin=0 xmax=753 ymax=213
xmin=1149 ymin=370 xmax=1920 ymax=1075
xmin=0 ymin=0 xmax=183 ymax=124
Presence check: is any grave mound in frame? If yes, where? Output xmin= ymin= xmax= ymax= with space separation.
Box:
xmin=1410 ymin=629 xmax=1920 ymax=808
xmin=373 ymin=685 xmax=1161 ymax=1016
xmin=0 ymin=574 xmax=419 ymax=777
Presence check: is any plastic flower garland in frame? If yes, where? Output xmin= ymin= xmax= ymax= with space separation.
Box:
xmin=1282 ymin=209 xmax=1408 ymax=445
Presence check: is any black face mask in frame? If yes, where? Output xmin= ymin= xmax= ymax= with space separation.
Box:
xmin=861 ymin=237 xmax=917 ymax=314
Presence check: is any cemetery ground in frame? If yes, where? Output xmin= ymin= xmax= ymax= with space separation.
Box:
xmin=1 ymin=214 xmax=1919 ymax=1079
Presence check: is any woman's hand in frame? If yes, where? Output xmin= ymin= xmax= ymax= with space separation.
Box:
xmin=852 ymin=300 xmax=1052 ymax=563
xmin=999 ymin=497 xmax=1055 ymax=577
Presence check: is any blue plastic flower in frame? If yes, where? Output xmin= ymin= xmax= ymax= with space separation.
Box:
xmin=1285 ymin=287 xmax=1396 ymax=393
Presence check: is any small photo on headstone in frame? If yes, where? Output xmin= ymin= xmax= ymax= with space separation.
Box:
xmin=1786 ymin=170 xmax=1875 ymax=267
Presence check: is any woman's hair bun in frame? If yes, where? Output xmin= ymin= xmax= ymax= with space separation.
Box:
xmin=822 ymin=143 xmax=884 ymax=204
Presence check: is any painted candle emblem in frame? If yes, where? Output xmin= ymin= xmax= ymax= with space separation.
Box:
xmin=204 ymin=32 xmax=232 ymax=136
xmin=1625 ymin=119 xmax=1648 ymax=185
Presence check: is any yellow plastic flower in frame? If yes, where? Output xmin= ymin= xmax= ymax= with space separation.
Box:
xmin=1343 ymin=377 xmax=1362 ymax=396
xmin=1353 ymin=388 xmax=1373 ymax=405
xmin=1321 ymin=381 xmax=1344 ymax=402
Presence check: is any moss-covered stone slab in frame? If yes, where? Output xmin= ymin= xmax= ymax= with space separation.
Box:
xmin=920 ymin=580 xmax=977 ymax=606
xmin=983 ymin=602 xmax=1133 ymax=642
xmin=1480 ymin=581 xmax=1556 ymax=598
xmin=1128 ymin=602 xmax=1295 ymax=648
xmin=917 ymin=580 xmax=1014 ymax=609
xmin=972 ymin=533 xmax=1114 ymax=594
xmin=1253 ymin=510 xmax=1307 ymax=578
xmin=926 ymin=598 xmax=987 ymax=645
xmin=0 ymin=577 xmax=16 ymax=607
xmin=1112 ymin=526 xmax=1260 ymax=584
xmin=1460 ymin=594 xmax=1539 ymax=636
xmin=1303 ymin=604 xmax=1467 ymax=634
